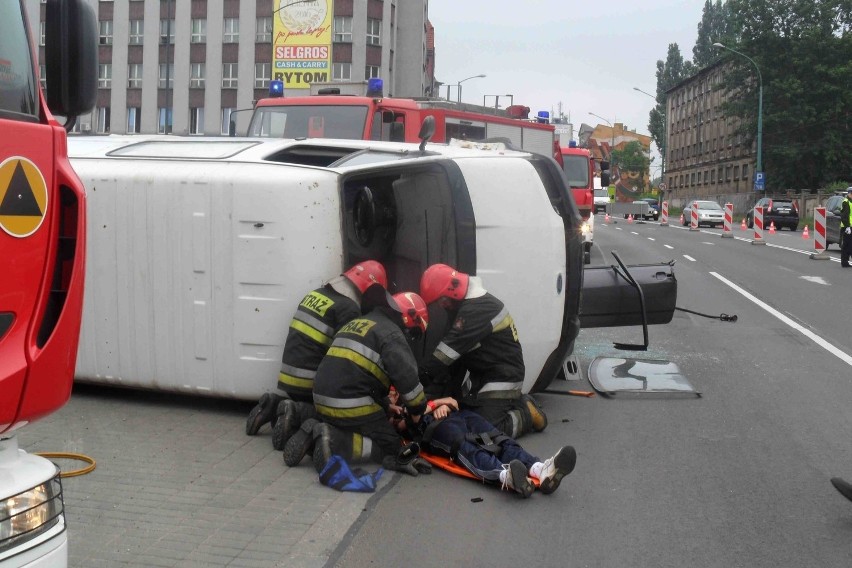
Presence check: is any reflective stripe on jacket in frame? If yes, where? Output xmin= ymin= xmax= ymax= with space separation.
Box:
xmin=277 ymin=285 xmax=361 ymax=399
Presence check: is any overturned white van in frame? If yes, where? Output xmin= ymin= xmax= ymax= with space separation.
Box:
xmin=68 ymin=135 xmax=674 ymax=398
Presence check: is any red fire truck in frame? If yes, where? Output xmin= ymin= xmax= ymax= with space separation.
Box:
xmin=560 ymin=142 xmax=609 ymax=264
xmin=245 ymin=79 xmax=563 ymax=164
xmin=0 ymin=1 xmax=95 ymax=565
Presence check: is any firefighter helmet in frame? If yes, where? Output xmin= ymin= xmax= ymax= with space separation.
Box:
xmin=343 ymin=260 xmax=388 ymax=293
xmin=392 ymin=292 xmax=429 ymax=332
xmin=419 ymin=264 xmax=469 ymax=305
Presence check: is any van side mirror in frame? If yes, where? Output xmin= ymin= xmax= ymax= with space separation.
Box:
xmin=45 ymin=0 xmax=98 ymax=122
xmin=600 ymin=160 xmax=611 ymax=187
xmin=418 ymin=116 xmax=436 ymax=151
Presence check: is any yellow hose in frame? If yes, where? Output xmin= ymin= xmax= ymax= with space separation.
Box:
xmin=35 ymin=452 xmax=97 ymax=478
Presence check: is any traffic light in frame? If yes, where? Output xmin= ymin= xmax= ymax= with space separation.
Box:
xmin=600 ymin=160 xmax=611 ymax=187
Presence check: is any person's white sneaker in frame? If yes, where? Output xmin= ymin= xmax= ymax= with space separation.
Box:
xmin=500 ymin=459 xmax=534 ymax=498
xmin=538 ymin=446 xmax=577 ymax=495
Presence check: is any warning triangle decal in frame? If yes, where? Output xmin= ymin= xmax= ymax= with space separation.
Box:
xmin=0 ymin=161 xmax=43 ymax=217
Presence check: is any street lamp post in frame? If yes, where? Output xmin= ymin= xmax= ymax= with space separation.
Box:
xmin=713 ymin=42 xmax=763 ymax=189
xmin=633 ymin=86 xmax=665 ymax=187
xmin=455 ymin=74 xmax=486 ymax=103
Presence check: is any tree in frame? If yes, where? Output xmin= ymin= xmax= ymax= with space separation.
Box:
xmin=648 ymin=44 xmax=690 ymax=162
xmin=693 ymin=0 xmax=732 ymax=67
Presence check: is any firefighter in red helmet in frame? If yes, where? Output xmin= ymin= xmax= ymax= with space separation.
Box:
xmin=418 ymin=263 xmax=547 ymax=439
xmin=283 ymin=291 xmax=432 ymax=476
xmin=245 ymin=260 xmax=388 ymax=452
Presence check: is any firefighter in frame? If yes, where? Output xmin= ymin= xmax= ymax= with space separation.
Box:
xmin=289 ymin=291 xmax=432 ymax=475
xmin=841 ymin=187 xmax=852 ymax=268
xmin=417 ymin=263 xmax=547 ymax=439
xmin=245 ymin=261 xmax=388 ymax=451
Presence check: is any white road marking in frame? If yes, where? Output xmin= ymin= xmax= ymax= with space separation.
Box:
xmin=664 ymin=245 xmax=674 ymax=249
xmin=648 ymin=237 xmax=656 ymax=241
xmin=711 ymin=272 xmax=852 ymax=366
xmin=801 ymin=276 xmax=829 ymax=285
xmin=631 ymin=232 xmax=639 ymax=235
xmin=683 ymin=255 xmax=696 ymax=262
xmin=702 ymin=242 xmax=715 ymax=246
xmin=616 ymin=227 xmax=623 ymax=231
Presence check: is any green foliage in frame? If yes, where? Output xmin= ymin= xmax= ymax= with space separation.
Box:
xmin=693 ymin=0 xmax=731 ymax=67
xmin=649 ymin=44 xmax=688 ymax=155
xmin=612 ymin=141 xmax=651 ymax=190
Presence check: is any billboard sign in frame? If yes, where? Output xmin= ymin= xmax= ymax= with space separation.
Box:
xmin=272 ymin=0 xmax=332 ymax=90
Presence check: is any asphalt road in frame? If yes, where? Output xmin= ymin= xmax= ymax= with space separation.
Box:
xmin=331 ymin=215 xmax=852 ymax=568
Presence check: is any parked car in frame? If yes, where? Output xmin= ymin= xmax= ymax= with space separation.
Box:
xmin=637 ymin=198 xmax=660 ymax=221
xmin=594 ymin=188 xmax=610 ymax=213
xmin=682 ymin=200 xmax=725 ymax=227
xmin=824 ymin=194 xmax=845 ymax=249
xmin=746 ymin=197 xmax=799 ymax=231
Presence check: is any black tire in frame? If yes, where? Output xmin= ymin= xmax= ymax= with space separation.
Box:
xmin=747 ymin=217 xmax=753 ymax=229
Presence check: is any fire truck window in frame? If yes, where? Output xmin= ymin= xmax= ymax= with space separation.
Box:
xmin=0 ymin=3 xmax=38 ymax=119
xmin=446 ymin=122 xmax=486 ymax=142
xmin=249 ymin=105 xmax=369 ymax=139
xmin=370 ymin=111 xmax=382 ymax=141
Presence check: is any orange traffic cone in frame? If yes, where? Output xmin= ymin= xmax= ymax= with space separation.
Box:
xmin=627 ymin=214 xmax=634 ymax=223
xmin=741 ymin=218 xmax=747 ymax=230
xmin=605 ymin=212 xmax=610 ymax=222
xmin=802 ymin=225 xmax=810 ymax=239
xmin=769 ymin=221 xmax=776 ymax=234
xmin=680 ymin=213 xmax=684 ymax=224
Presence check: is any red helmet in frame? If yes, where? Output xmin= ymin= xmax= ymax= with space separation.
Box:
xmin=419 ymin=264 xmax=469 ymax=305
xmin=392 ymin=292 xmax=429 ymax=332
xmin=343 ymin=260 xmax=388 ymax=293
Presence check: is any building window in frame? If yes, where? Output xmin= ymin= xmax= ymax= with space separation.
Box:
xmin=39 ymin=64 xmax=46 ymax=90
xmin=190 ymin=63 xmax=205 ymax=88
xmin=39 ymin=22 xmax=45 ymax=46
xmin=127 ymin=63 xmax=142 ymax=88
xmin=704 ymin=170 xmax=709 ymax=184
xmin=158 ymin=107 xmax=172 ymax=134
xmin=221 ymin=107 xmax=235 ymax=135
xmin=742 ymin=164 xmax=749 ymax=182
xmin=223 ymin=18 xmax=239 ymax=43
xmin=222 ymin=63 xmax=238 ymax=88
xmin=256 ymin=17 xmax=272 ymax=42
xmin=690 ymin=172 xmax=695 ymax=185
xmin=190 ymin=107 xmax=205 ymax=135
xmin=333 ymin=16 xmax=352 ymax=42
xmin=158 ymin=63 xmax=174 ymax=88
xmin=725 ymin=166 xmax=732 ymax=182
xmin=734 ymin=165 xmax=740 ymax=180
xmin=98 ymin=64 xmax=112 ymax=88
xmin=99 ymin=20 xmax=113 ymax=45
xmin=333 ymin=63 xmax=352 ymax=81
xmin=160 ymin=19 xmax=175 ymax=44
xmin=191 ymin=19 xmax=206 ymax=43
xmin=366 ymin=18 xmax=381 ymax=45
xmin=127 ymin=107 xmax=141 ymax=134
xmin=365 ymin=65 xmax=380 ymax=79
xmin=96 ymin=107 xmax=110 ymax=133
xmin=710 ymin=169 xmax=715 ymax=184
xmin=255 ymin=62 xmax=271 ymax=88
xmin=129 ymin=20 xmax=144 ymax=44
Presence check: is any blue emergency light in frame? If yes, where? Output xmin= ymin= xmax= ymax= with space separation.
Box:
xmin=366 ymin=78 xmax=383 ymax=97
xmin=537 ymin=111 xmax=550 ymax=124
xmin=569 ymin=140 xmax=577 ymax=148
xmin=268 ymin=80 xmax=284 ymax=98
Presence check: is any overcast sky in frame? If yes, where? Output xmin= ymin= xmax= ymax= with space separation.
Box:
xmin=428 ymin=0 xmax=708 ymax=161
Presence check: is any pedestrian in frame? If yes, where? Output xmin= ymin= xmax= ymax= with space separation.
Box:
xmin=244 ymin=260 xmax=388 ymax=452
xmin=293 ymin=291 xmax=433 ymax=475
xmin=417 ymin=263 xmax=547 ymax=439
xmin=389 ymin=392 xmax=576 ymax=498
xmin=831 ymin=477 xmax=852 ymax=502
xmin=840 ymin=187 xmax=852 ymax=268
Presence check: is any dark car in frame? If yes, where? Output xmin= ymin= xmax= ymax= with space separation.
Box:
xmin=637 ymin=198 xmax=660 ymax=221
xmin=824 ymin=194 xmax=845 ymax=249
xmin=746 ymin=197 xmax=799 ymax=231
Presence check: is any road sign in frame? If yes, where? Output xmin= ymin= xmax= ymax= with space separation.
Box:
xmin=0 ymin=156 xmax=48 ymax=238
xmin=754 ymin=171 xmax=765 ymax=191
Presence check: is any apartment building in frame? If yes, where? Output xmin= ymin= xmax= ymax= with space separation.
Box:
xmin=664 ymin=59 xmax=756 ymax=200
xmin=27 ymin=0 xmax=432 ymax=136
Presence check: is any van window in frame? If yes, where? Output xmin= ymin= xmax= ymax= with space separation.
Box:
xmin=0 ymin=2 xmax=38 ymax=120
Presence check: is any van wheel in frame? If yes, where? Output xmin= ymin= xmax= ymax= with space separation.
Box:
xmin=353 ymin=186 xmax=376 ymax=246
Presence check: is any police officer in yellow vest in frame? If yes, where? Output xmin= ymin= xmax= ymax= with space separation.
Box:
xmin=245 ymin=261 xmax=388 ymax=451
xmin=841 ymin=187 xmax=852 ymax=268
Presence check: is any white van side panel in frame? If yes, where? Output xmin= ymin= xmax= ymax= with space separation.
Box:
xmin=72 ymin=160 xmax=342 ymax=399
xmin=455 ymin=157 xmax=566 ymax=392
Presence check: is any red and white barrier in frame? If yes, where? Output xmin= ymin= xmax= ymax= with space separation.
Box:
xmin=751 ymin=205 xmax=766 ymax=245
xmin=661 ymin=201 xmax=669 ymax=226
xmin=810 ymin=206 xmax=828 ymax=259
xmin=721 ymin=202 xmax=734 ymax=238
xmin=689 ymin=203 xmax=699 ymax=231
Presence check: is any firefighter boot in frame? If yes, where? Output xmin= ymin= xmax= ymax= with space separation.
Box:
xmin=283 ymin=418 xmax=318 ymax=467
xmin=311 ymin=422 xmax=349 ymax=473
xmin=271 ymin=399 xmax=300 ymax=450
xmin=245 ymin=392 xmax=282 ymax=436
xmin=380 ymin=443 xmax=432 ymax=477
xmin=522 ymin=393 xmax=548 ymax=432
xmin=500 ymin=459 xmax=534 ymax=498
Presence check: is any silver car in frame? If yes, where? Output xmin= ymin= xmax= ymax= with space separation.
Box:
xmin=682 ymin=200 xmax=725 ymax=228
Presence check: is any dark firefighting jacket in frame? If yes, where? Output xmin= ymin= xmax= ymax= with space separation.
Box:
xmin=277 ymin=284 xmax=361 ymax=399
xmin=421 ymin=290 xmax=525 ymax=400
xmin=313 ymin=308 xmax=427 ymax=426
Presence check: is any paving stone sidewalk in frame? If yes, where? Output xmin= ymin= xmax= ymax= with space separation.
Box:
xmin=18 ymin=385 xmax=384 ymax=568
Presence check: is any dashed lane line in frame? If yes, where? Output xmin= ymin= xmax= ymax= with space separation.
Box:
xmin=683 ymin=255 xmax=696 ymax=262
